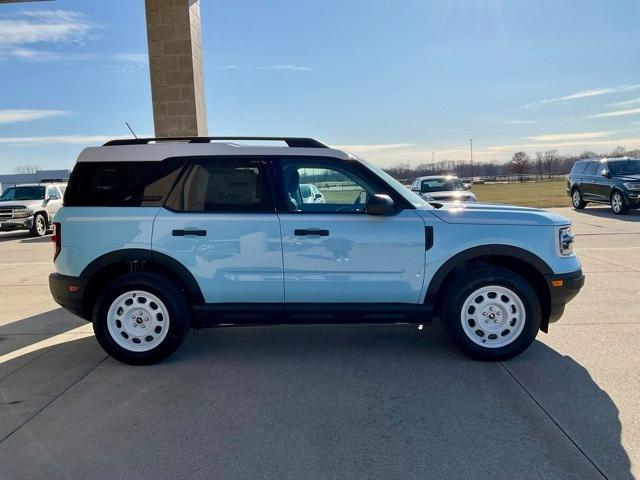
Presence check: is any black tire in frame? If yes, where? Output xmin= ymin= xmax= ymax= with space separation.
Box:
xmin=440 ymin=267 xmax=541 ymax=361
xmin=92 ymin=272 xmax=191 ymax=365
xmin=30 ymin=213 xmax=47 ymax=237
xmin=610 ymin=190 xmax=629 ymax=215
xmin=571 ymin=188 xmax=586 ymax=210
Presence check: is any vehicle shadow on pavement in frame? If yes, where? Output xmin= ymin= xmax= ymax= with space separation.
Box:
xmin=577 ymin=207 xmax=640 ymax=222
xmin=0 ymin=315 xmax=633 ymax=480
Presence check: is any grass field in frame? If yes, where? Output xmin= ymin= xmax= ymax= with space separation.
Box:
xmin=470 ymin=180 xmax=570 ymax=208
xmin=313 ymin=180 xmax=571 ymax=208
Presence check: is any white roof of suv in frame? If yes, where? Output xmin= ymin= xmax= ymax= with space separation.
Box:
xmin=78 ymin=137 xmax=354 ymax=163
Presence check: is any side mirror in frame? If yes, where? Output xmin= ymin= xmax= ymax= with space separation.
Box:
xmin=366 ymin=194 xmax=395 ymax=216
xmin=602 ymin=170 xmax=611 ymax=178
xmin=463 ymin=183 xmax=472 ymax=190
xmin=314 ymin=193 xmax=322 ymax=200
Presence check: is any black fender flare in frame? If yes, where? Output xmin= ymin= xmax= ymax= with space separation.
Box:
xmin=80 ymin=248 xmax=204 ymax=304
xmin=424 ymin=244 xmax=553 ymax=305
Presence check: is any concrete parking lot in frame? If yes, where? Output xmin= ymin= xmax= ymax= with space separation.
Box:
xmin=0 ymin=206 xmax=638 ymax=480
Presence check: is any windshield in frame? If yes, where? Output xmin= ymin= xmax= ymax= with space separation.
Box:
xmin=421 ymin=178 xmax=465 ymax=192
xmin=608 ymin=159 xmax=640 ymax=176
xmin=358 ymin=158 xmax=430 ymax=208
xmin=0 ymin=186 xmax=45 ymax=201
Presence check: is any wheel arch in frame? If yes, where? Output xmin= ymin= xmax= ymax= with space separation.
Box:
xmin=80 ymin=248 xmax=204 ymax=319
xmin=425 ymin=245 xmax=553 ymax=332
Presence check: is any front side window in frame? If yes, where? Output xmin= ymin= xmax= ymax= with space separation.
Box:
xmin=608 ymin=159 xmax=640 ymax=176
xmin=0 ymin=186 xmax=45 ymax=201
xmin=421 ymin=178 xmax=465 ymax=193
xmin=279 ymin=159 xmax=375 ymax=213
xmin=46 ymin=187 xmax=61 ymax=199
xmin=168 ymin=158 xmax=273 ymax=212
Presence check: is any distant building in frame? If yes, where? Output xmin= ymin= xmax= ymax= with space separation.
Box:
xmin=0 ymin=170 xmax=71 ymax=193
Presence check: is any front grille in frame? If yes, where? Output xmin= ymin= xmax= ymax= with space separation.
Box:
xmin=0 ymin=206 xmax=27 ymax=219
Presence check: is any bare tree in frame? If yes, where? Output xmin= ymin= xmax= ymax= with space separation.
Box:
xmin=612 ymin=146 xmax=626 ymax=158
xmin=534 ymin=152 xmax=544 ymax=180
xmin=13 ymin=165 xmax=39 ymax=174
xmin=543 ymin=149 xmax=559 ymax=178
xmin=510 ymin=152 xmax=530 ymax=181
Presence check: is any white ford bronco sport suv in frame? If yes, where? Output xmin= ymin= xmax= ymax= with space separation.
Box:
xmin=49 ymin=137 xmax=584 ymax=365
xmin=0 ymin=182 xmax=65 ymax=236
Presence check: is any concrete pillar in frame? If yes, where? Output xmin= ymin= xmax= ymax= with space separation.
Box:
xmin=145 ymin=0 xmax=208 ymax=137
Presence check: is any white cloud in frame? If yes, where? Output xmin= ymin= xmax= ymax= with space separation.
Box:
xmin=110 ymin=53 xmax=148 ymax=65
xmin=0 ymin=135 xmax=120 ymax=146
xmin=0 ymin=10 xmax=91 ymax=45
xmin=588 ymin=108 xmax=640 ymax=119
xmin=525 ymin=84 xmax=640 ymax=107
xmin=607 ymin=97 xmax=640 ymax=108
xmin=270 ymin=64 xmax=313 ymax=72
xmin=488 ymin=136 xmax=640 ymax=152
xmin=499 ymin=120 xmax=538 ymax=125
xmin=526 ymin=131 xmax=613 ymax=142
xmin=332 ymin=143 xmax=414 ymax=153
xmin=0 ymin=109 xmax=69 ymax=124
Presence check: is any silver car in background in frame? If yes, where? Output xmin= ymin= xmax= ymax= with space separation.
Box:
xmin=410 ymin=175 xmax=477 ymax=202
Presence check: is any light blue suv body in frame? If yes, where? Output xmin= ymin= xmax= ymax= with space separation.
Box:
xmin=49 ymin=137 xmax=584 ymax=364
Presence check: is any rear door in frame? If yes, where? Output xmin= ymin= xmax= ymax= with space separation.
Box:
xmin=274 ymin=156 xmax=426 ymax=310
xmin=581 ymin=161 xmax=600 ymax=200
xmin=152 ymin=157 xmax=284 ymax=306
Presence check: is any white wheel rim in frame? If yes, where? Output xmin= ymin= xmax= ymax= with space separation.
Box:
xmin=572 ymin=191 xmax=581 ymax=207
xmin=106 ymin=290 xmax=170 ymax=352
xmin=460 ymin=285 xmax=526 ymax=348
xmin=612 ymin=194 xmax=622 ymax=212
xmin=36 ymin=216 xmax=46 ymax=234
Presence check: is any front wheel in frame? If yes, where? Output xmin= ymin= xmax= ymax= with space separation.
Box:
xmin=30 ymin=213 xmax=47 ymax=237
xmin=571 ymin=189 xmax=586 ymax=209
xmin=93 ymin=272 xmax=190 ymax=365
xmin=611 ymin=191 xmax=629 ymax=215
xmin=441 ymin=267 xmax=540 ymax=361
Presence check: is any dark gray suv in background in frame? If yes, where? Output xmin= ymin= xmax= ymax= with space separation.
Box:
xmin=567 ymin=158 xmax=640 ymax=215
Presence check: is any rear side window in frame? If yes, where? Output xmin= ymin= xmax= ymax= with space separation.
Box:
xmin=166 ymin=158 xmax=273 ymax=212
xmin=584 ymin=162 xmax=599 ymax=176
xmin=571 ymin=162 xmax=587 ymax=175
xmin=64 ymin=159 xmax=185 ymax=207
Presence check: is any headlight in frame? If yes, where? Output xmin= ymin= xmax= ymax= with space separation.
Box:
xmin=559 ymin=226 xmax=574 ymax=256
xmin=12 ymin=208 xmax=31 ymax=218
xmin=623 ymin=182 xmax=640 ymax=191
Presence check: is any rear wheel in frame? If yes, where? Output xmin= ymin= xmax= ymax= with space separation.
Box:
xmin=611 ymin=191 xmax=629 ymax=215
xmin=441 ymin=267 xmax=540 ymax=361
xmin=571 ymin=188 xmax=586 ymax=209
xmin=93 ymin=272 xmax=190 ymax=365
xmin=30 ymin=213 xmax=47 ymax=237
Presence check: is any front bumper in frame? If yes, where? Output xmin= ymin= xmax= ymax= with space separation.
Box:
xmin=49 ymin=273 xmax=89 ymax=320
xmin=625 ymin=191 xmax=640 ymax=207
xmin=0 ymin=215 xmax=34 ymax=231
xmin=544 ymin=269 xmax=584 ymax=329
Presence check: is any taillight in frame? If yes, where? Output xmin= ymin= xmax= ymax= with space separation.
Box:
xmin=52 ymin=222 xmax=61 ymax=261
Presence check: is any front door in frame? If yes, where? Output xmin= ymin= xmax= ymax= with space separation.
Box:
xmin=275 ymin=157 xmax=426 ymax=309
xmin=152 ymin=157 xmax=284 ymax=306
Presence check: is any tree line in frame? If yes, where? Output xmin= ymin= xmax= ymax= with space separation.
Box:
xmin=385 ymin=146 xmax=639 ymax=181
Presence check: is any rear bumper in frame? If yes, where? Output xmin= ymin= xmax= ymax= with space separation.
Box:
xmin=0 ymin=215 xmax=34 ymax=231
xmin=49 ymin=273 xmax=89 ymax=320
xmin=544 ymin=269 xmax=584 ymax=328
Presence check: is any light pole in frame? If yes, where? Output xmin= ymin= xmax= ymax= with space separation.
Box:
xmin=470 ymin=139 xmax=474 ymax=180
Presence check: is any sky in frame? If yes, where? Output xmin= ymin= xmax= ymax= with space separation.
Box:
xmin=0 ymin=0 xmax=639 ymax=173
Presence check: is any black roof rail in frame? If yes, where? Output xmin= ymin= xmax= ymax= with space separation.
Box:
xmin=103 ymin=137 xmax=328 ymax=148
